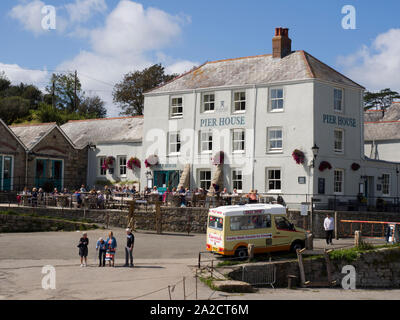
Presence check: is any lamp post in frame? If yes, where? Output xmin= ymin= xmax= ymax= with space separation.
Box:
xmin=309 ymin=143 xmax=319 ymax=233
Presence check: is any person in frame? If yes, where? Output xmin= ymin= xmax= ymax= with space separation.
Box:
xmin=80 ymin=185 xmax=87 ymax=193
xmin=105 ymin=231 xmax=117 ymax=267
xmin=77 ymin=232 xmax=89 ymax=267
xmin=247 ymin=190 xmax=258 ymax=203
xmin=324 ymin=213 xmax=334 ymax=245
xmin=31 ymin=187 xmax=38 ymax=207
xmin=131 ymin=186 xmax=137 ymax=195
xmin=75 ymin=190 xmax=82 ymax=208
xmin=385 ymin=224 xmax=392 ymax=243
xmin=151 ymin=186 xmax=159 ymax=194
xmin=96 ymin=237 xmax=107 ymax=267
xmin=232 ymin=188 xmax=239 ymax=196
xmin=124 ymin=228 xmax=135 ymax=268
xmin=97 ymin=191 xmax=105 ymax=209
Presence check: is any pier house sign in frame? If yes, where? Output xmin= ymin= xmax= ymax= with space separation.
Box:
xmin=200 ymin=116 xmax=245 ymax=128
xmin=323 ymin=114 xmax=356 ymax=128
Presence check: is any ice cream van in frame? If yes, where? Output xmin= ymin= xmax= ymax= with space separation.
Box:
xmin=206 ymin=204 xmax=306 ymax=258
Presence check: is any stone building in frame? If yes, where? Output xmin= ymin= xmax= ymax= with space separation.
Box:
xmin=2 ymin=122 xmax=88 ymax=191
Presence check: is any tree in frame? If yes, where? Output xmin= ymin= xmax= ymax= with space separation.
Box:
xmin=79 ymin=95 xmax=107 ymax=118
xmin=364 ymin=88 xmax=400 ymax=111
xmin=113 ymin=64 xmax=177 ymax=116
xmin=0 ymin=96 xmax=31 ymax=124
xmin=0 ymin=72 xmax=11 ymax=93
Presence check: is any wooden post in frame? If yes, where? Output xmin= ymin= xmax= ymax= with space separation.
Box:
xmin=247 ymin=244 xmax=255 ymax=261
xmin=195 ymin=270 xmax=198 ymax=300
xmin=334 ymin=211 xmax=339 ymax=240
xmin=305 ymin=232 xmax=314 ymax=250
xmin=155 ymin=201 xmax=162 ymax=234
xmin=168 ymin=285 xmax=172 ymax=300
xmin=323 ymin=249 xmax=333 ymax=286
xmin=296 ymin=248 xmax=307 ymax=287
xmin=183 ymin=277 xmax=186 ymax=300
xmin=127 ymin=200 xmax=136 ymax=231
xmin=354 ymin=230 xmax=362 ymax=247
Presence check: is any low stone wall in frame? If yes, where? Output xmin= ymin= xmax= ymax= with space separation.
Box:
xmin=228 ymin=247 xmax=400 ymax=288
xmin=288 ymin=210 xmax=400 ymax=238
xmin=0 ymin=213 xmax=98 ymax=233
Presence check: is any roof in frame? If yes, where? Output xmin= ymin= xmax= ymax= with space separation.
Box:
xmin=61 ymin=116 xmax=144 ymax=148
xmin=0 ymin=119 xmax=28 ymax=150
xmin=364 ymin=103 xmax=400 ymax=141
xmin=147 ymin=51 xmax=364 ymax=94
xmin=10 ymin=122 xmax=58 ymax=150
xmin=209 ymin=204 xmax=286 ymax=217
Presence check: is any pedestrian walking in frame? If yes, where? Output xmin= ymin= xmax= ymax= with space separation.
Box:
xmin=124 ymin=228 xmax=135 ymax=268
xmin=324 ymin=213 xmax=334 ymax=245
xmin=105 ymin=231 xmax=117 ymax=267
xmin=96 ymin=237 xmax=107 ymax=267
xmin=77 ymin=232 xmax=89 ymax=267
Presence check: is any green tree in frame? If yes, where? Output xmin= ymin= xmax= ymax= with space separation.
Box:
xmin=364 ymin=88 xmax=400 ymax=111
xmin=0 ymin=96 xmax=31 ymax=124
xmin=113 ymin=64 xmax=177 ymax=116
xmin=78 ymin=95 xmax=107 ymax=118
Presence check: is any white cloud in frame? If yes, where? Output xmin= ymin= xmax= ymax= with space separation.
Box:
xmin=337 ymin=28 xmax=400 ymax=92
xmin=9 ymin=0 xmax=47 ymax=36
xmin=0 ymin=63 xmax=49 ymax=91
xmin=65 ymin=0 xmax=107 ymax=23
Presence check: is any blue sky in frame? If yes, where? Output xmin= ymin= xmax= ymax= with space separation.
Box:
xmin=1 ymin=0 xmax=400 ymax=116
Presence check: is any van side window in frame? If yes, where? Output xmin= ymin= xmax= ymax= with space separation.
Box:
xmin=209 ymin=216 xmax=223 ymax=230
xmin=230 ymin=214 xmax=271 ymax=231
xmin=274 ymin=216 xmax=293 ymax=230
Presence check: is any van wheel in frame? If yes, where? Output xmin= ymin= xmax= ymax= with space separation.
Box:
xmin=235 ymin=247 xmax=248 ymax=260
xmin=291 ymin=241 xmax=304 ymax=253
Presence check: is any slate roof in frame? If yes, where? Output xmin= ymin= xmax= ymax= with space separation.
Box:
xmin=364 ymin=103 xmax=400 ymax=141
xmin=10 ymin=123 xmax=58 ymax=150
xmin=147 ymin=51 xmax=364 ymax=94
xmin=61 ymin=116 xmax=144 ymax=148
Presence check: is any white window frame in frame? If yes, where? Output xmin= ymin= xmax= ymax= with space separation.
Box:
xmin=232 ymin=129 xmax=245 ymax=153
xmin=334 ymin=169 xmax=344 ymax=195
xmin=232 ymin=169 xmax=243 ymax=193
xmin=168 ymin=132 xmax=181 ymax=156
xmin=118 ymin=156 xmax=127 ymax=177
xmin=170 ymin=96 xmax=183 ymax=118
xmin=98 ymin=156 xmax=107 ymax=176
xmin=334 ymin=88 xmax=344 ymax=113
xmin=233 ymin=91 xmax=246 ymax=113
xmin=199 ymin=131 xmax=213 ymax=154
xmin=334 ymin=128 xmax=344 ymax=153
xmin=382 ymin=173 xmax=390 ymax=196
xmin=266 ymin=168 xmax=282 ymax=193
xmin=199 ymin=169 xmax=212 ymax=190
xmin=267 ymin=127 xmax=283 ymax=153
xmin=269 ymin=87 xmax=284 ymax=112
xmin=202 ymin=92 xmax=215 ymax=113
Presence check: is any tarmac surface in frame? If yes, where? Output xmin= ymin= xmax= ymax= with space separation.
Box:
xmin=1 ymin=228 xmax=400 ymax=300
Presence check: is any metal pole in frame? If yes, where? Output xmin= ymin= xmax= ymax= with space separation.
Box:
xmin=168 ymin=285 xmax=172 ymax=300
xmin=183 ymin=277 xmax=186 ymax=300
xmin=195 ymin=270 xmax=198 ymax=300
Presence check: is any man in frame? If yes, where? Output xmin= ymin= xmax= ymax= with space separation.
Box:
xmin=124 ymin=228 xmax=135 ymax=268
xmin=96 ymin=237 xmax=107 ymax=267
xmin=324 ymin=214 xmax=335 ymax=245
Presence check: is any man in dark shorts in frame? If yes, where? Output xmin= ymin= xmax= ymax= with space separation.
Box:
xmin=78 ymin=232 xmax=89 ymax=267
xmin=124 ymin=228 xmax=134 ymax=268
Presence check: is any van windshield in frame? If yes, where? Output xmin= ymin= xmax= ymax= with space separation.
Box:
xmin=208 ymin=216 xmax=223 ymax=231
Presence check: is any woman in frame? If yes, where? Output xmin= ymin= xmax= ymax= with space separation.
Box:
xmin=105 ymin=231 xmax=117 ymax=267
xmin=247 ymin=190 xmax=258 ymax=204
xmin=77 ymin=232 xmax=89 ymax=267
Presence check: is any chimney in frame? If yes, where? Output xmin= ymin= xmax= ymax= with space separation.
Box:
xmin=272 ymin=27 xmax=292 ymax=59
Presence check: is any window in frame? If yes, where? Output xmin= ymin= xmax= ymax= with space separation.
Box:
xmin=99 ymin=157 xmax=106 ymax=176
xmin=233 ymin=91 xmax=246 ymax=112
xmin=274 ymin=216 xmax=294 ymax=231
xmin=200 ymin=131 xmax=213 ymax=153
xmin=270 ymin=88 xmax=284 ymax=111
xmin=119 ymin=156 xmax=127 ymax=176
xmin=202 ymin=93 xmax=215 ymax=112
xmin=334 ymin=88 xmax=343 ymax=112
xmin=334 ymin=169 xmax=344 ymax=194
xmin=382 ymin=174 xmax=390 ymax=195
xmin=208 ymin=216 xmax=223 ymax=230
xmin=232 ymin=169 xmax=243 ymax=192
xmin=170 ymin=97 xmax=183 ymax=118
xmin=232 ymin=129 xmax=245 ymax=153
xmin=230 ymin=215 xmax=271 ymax=231
xmin=267 ymin=169 xmax=281 ymax=192
xmin=199 ymin=170 xmax=212 ymax=190
xmin=334 ymin=129 xmax=344 ymax=153
xmin=168 ymin=132 xmax=181 ymax=155
xmin=267 ymin=128 xmax=283 ymax=152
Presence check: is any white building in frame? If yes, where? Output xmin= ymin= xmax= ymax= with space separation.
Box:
xmin=140 ymin=27 xmax=400 ymax=209
xmin=61 ymin=116 xmax=143 ymax=189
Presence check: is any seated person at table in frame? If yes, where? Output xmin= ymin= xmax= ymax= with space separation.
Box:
xmin=75 ymin=191 xmax=82 ymax=208
xmin=97 ymin=191 xmax=105 ymax=209
xmin=151 ymin=186 xmax=159 ymax=194
xmin=131 ymin=186 xmax=137 ymax=195
xmin=80 ymin=185 xmax=87 ymax=193
xmin=62 ymin=188 xmax=69 ymax=194
xmin=143 ymin=186 xmax=151 ymax=195
xmin=221 ymin=188 xmax=229 ymax=196
xmin=53 ymin=188 xmax=59 ymax=195
xmin=232 ymin=188 xmax=239 ymax=196
xmin=178 ymin=186 xmax=185 ymax=194
xmin=246 ymin=190 xmax=258 ymax=203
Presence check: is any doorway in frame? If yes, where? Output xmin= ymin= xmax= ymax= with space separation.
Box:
xmin=153 ymin=170 xmax=180 ymax=192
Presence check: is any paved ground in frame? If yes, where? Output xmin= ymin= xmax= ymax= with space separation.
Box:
xmin=0 ymin=229 xmax=399 ymax=300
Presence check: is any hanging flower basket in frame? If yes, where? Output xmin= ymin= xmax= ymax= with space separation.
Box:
xmin=351 ymin=163 xmax=360 ymax=171
xmin=319 ymin=161 xmax=332 ymax=172
xmin=102 ymin=156 xmax=115 ymax=170
xmin=292 ymin=149 xmax=305 ymax=165
xmin=212 ymin=151 xmax=224 ymax=165
xmin=145 ymin=155 xmax=159 ymax=168
xmin=127 ymin=157 xmax=141 ymax=170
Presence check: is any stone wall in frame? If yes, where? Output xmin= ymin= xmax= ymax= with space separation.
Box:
xmin=228 ymin=247 xmax=400 ymax=288
xmin=0 ymin=213 xmax=98 ymax=233
xmin=288 ymin=210 xmax=400 ymax=238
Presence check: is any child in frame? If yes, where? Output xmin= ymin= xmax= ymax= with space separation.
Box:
xmin=77 ymin=232 xmax=89 ymax=267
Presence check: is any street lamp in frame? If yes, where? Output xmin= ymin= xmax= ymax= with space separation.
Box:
xmin=309 ymin=143 xmax=319 ymax=233
xmin=311 ymin=143 xmax=319 ymax=168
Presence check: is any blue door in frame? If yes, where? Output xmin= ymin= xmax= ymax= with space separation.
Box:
xmin=3 ymin=156 xmax=12 ymax=191
xmin=35 ymin=159 xmax=63 ymax=191
xmin=153 ymin=170 xmax=180 ymax=192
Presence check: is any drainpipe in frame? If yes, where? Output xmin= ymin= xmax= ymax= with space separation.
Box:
xmin=25 ymin=150 xmax=29 ymax=189
xmin=191 ymin=89 xmax=197 ymax=190
xmin=251 ymin=85 xmax=258 ymax=190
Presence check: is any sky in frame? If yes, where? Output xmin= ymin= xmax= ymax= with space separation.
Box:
xmin=0 ymin=0 xmax=400 ymax=116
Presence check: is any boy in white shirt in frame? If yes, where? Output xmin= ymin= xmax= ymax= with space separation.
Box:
xmin=324 ymin=214 xmax=334 ymax=245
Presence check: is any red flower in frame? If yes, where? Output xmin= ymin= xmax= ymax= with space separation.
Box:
xmin=319 ymin=161 xmax=332 ymax=172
